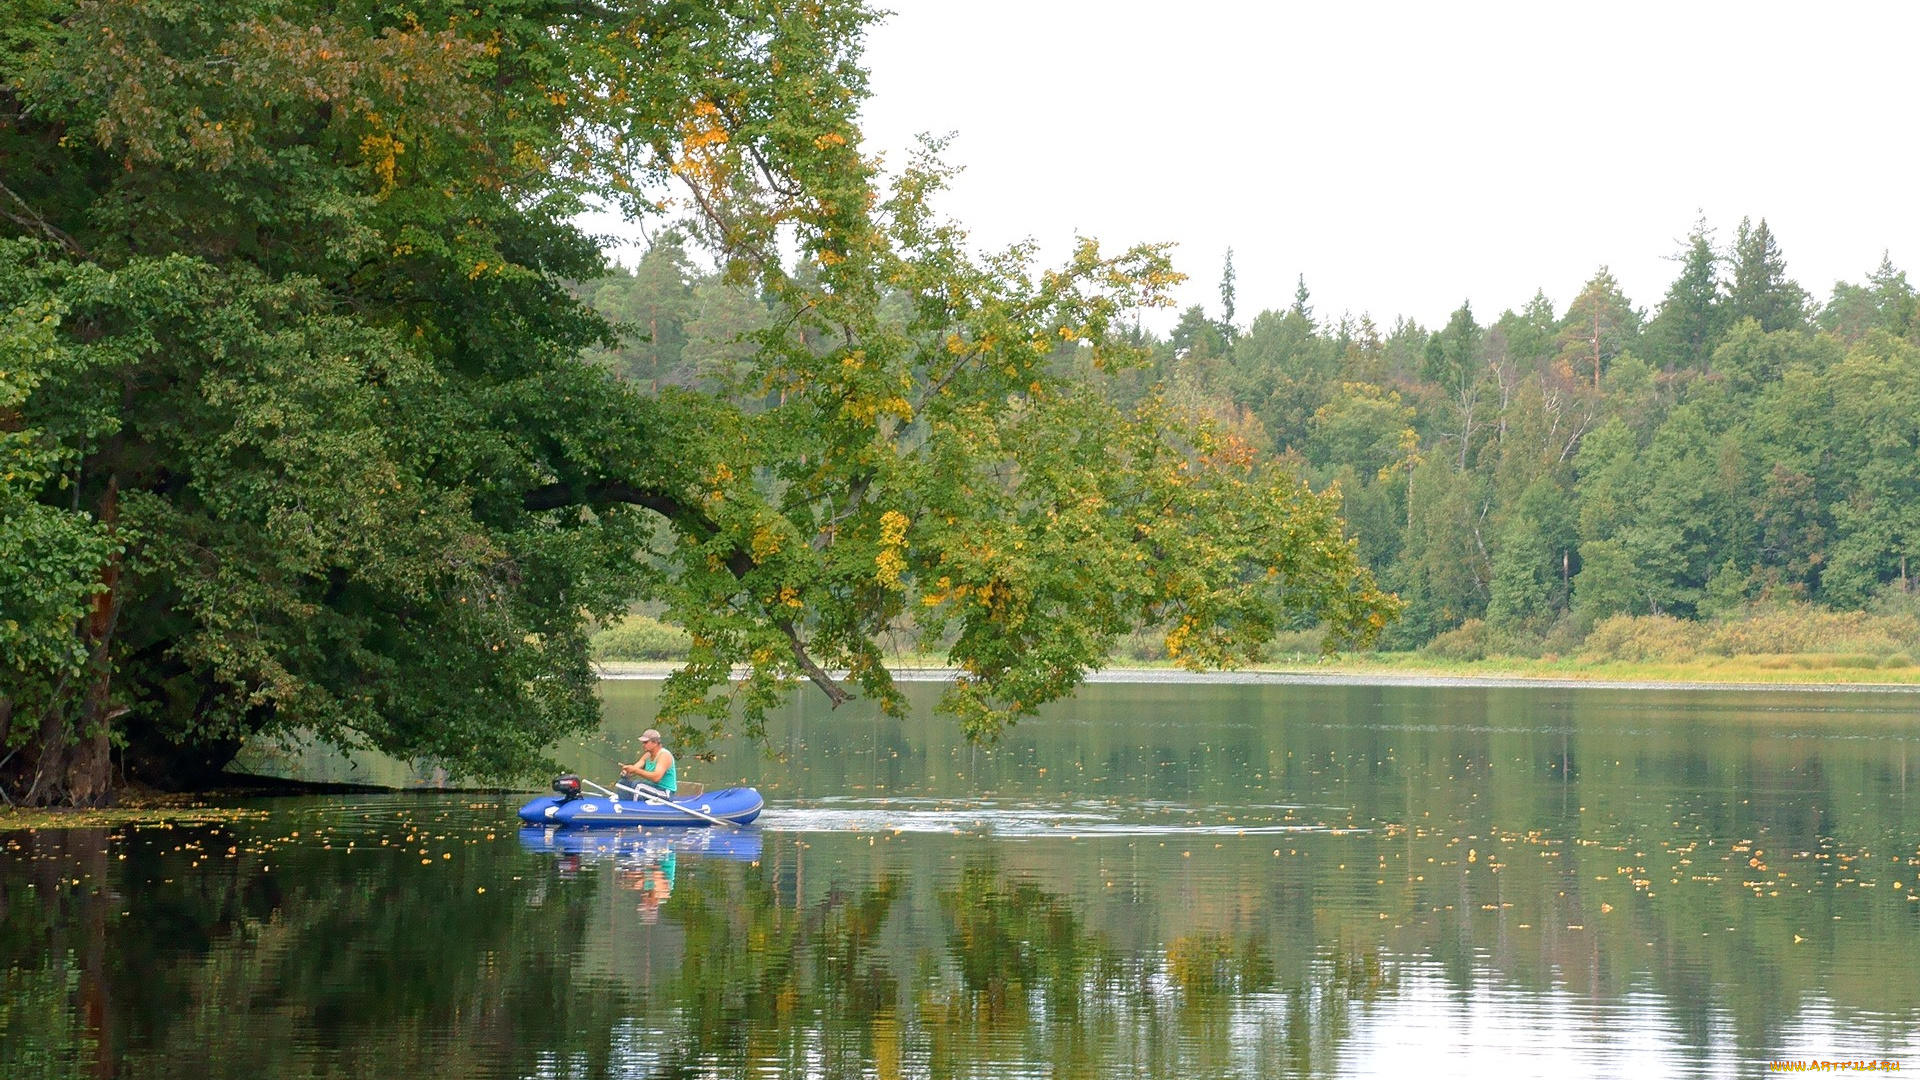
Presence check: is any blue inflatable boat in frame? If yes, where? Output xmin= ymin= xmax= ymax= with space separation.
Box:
xmin=517 ymin=775 xmax=764 ymax=828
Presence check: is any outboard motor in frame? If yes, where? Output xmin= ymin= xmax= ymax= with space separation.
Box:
xmin=552 ymin=774 xmax=583 ymax=802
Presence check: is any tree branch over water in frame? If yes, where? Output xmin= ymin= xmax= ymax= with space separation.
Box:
xmin=0 ymin=0 xmax=1393 ymax=803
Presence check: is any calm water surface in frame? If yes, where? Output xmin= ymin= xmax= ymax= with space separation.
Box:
xmin=8 ymin=679 xmax=1920 ymax=1078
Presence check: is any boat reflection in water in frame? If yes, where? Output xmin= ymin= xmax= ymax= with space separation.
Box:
xmin=516 ymin=823 xmax=764 ymax=864
xmin=518 ymin=823 xmax=763 ymax=923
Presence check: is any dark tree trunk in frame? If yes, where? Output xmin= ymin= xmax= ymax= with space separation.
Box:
xmin=24 ymin=476 xmax=121 ymax=808
xmin=67 ymin=674 xmax=115 ymax=807
xmin=24 ymin=701 xmax=74 ymax=806
xmin=23 ymin=674 xmax=117 ymax=808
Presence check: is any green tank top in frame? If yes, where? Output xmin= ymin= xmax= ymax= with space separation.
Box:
xmin=644 ymin=751 xmax=676 ymax=794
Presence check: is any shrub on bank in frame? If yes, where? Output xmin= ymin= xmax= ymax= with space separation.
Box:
xmin=586 ymin=602 xmax=1920 ymax=671
xmin=1578 ymin=614 xmax=1707 ymax=663
xmin=590 ymin=615 xmax=693 ymax=661
xmin=1569 ymin=602 xmax=1920 ymax=666
xmin=1425 ymin=619 xmax=1500 ymax=661
xmin=1701 ymin=604 xmax=1919 ymax=657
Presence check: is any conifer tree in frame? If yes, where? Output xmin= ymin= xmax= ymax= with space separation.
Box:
xmin=1642 ymin=218 xmax=1726 ymax=371
xmin=1423 ymin=302 xmax=1481 ymax=392
xmin=1727 ymin=217 xmax=1810 ymax=332
xmin=1553 ymin=269 xmax=1640 ymax=391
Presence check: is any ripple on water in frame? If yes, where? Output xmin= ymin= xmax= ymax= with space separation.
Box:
xmin=266 ymin=794 xmax=514 ymax=837
xmin=755 ymin=796 xmax=1362 ymax=837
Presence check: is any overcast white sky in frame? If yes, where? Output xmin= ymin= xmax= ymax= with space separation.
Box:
xmin=849 ymin=1 xmax=1918 ymax=330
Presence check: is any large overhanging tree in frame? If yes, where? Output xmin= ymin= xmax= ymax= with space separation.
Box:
xmin=0 ymin=0 xmax=1396 ymax=807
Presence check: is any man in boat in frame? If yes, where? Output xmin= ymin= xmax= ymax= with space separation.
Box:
xmin=620 ymin=728 xmax=677 ymax=796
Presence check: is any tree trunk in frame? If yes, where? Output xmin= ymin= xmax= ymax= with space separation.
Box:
xmin=67 ymin=666 xmax=116 ymax=807
xmin=25 ymin=476 xmax=121 ymax=808
xmin=1592 ymin=308 xmax=1602 ymax=392
xmin=25 ymin=701 xmax=73 ymax=806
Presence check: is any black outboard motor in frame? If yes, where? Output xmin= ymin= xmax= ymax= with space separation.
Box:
xmin=552 ymin=774 xmax=583 ymax=802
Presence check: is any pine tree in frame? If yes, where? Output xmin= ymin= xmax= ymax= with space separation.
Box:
xmin=1422 ymin=302 xmax=1480 ymax=391
xmin=1553 ymin=269 xmax=1641 ymax=391
xmin=1642 ymin=217 xmax=1725 ymax=371
xmin=1493 ymin=290 xmax=1558 ymax=373
xmin=1727 ymin=217 xmax=1809 ymax=332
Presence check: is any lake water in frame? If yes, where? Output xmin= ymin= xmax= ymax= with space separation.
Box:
xmin=8 ymin=677 xmax=1920 ymax=1078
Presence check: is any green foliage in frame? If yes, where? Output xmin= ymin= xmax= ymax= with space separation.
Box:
xmin=1307 ymin=382 xmax=1415 ymax=480
xmin=1115 ymin=208 xmax=1920 ymax=659
xmin=1491 ymin=291 xmax=1559 ymax=374
xmin=1625 ymin=404 xmax=1718 ymax=615
xmin=1641 ymin=218 xmax=1727 ymax=371
xmin=1708 ymin=320 xmax=1839 ymax=394
xmin=0 ymin=265 xmax=118 ymax=730
xmin=1578 ymin=614 xmax=1706 ymax=663
xmin=1822 ymin=255 xmax=1917 ymax=343
xmin=1228 ymin=304 xmax=1332 ymax=450
xmin=1572 ymin=603 xmax=1920 ymax=667
xmin=1422 ymin=302 xmax=1480 ymax=392
xmin=1426 ymin=618 xmax=1512 ymax=662
xmin=1727 ymin=217 xmax=1811 ymax=332
xmin=0 ymin=0 xmax=1397 ymax=798
xmin=1699 ymin=603 xmax=1919 ymax=658
xmin=590 ymin=615 xmax=693 ymax=662
xmin=1820 ymin=333 xmax=1920 ymax=606
xmin=1484 ymin=512 xmax=1551 ymax=632
xmin=1552 ymin=268 xmax=1641 ymax=389
xmin=1571 ymin=539 xmax=1640 ymax=623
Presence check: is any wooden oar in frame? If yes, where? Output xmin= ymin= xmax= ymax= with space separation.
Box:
xmin=618 ymin=780 xmax=738 ymax=829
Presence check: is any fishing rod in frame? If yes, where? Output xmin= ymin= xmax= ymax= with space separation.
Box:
xmin=573 ymin=739 xmax=634 ymax=776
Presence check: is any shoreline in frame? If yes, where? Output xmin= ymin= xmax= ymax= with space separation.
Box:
xmin=592 ymin=660 xmax=1920 ymax=695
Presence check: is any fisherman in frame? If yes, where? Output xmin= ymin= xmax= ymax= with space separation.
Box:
xmin=620 ymin=728 xmax=677 ymax=796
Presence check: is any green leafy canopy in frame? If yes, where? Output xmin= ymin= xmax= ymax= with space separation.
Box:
xmin=0 ymin=0 xmax=1393 ymax=794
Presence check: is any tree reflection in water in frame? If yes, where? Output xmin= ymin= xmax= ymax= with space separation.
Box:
xmin=651 ymin=850 xmax=1396 ymax=1079
xmin=2 ymin=823 xmax=1403 ymax=1080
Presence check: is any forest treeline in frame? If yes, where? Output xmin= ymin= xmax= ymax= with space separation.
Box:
xmin=585 ymin=218 xmax=1920 ymax=654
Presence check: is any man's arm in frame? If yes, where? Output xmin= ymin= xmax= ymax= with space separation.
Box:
xmin=636 ymin=750 xmax=673 ymax=784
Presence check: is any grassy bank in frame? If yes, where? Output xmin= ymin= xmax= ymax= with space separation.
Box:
xmin=593 ymin=602 xmax=1920 ymax=689
xmin=1251 ymin=650 xmax=1920 ymax=687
